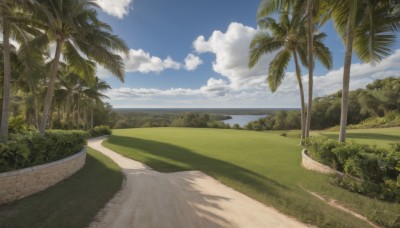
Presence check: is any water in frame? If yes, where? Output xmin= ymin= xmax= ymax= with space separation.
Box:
xmin=222 ymin=115 xmax=267 ymax=127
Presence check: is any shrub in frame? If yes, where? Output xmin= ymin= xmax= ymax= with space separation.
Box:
xmin=8 ymin=116 xmax=28 ymax=134
xmin=304 ymin=136 xmax=400 ymax=202
xmin=0 ymin=131 xmax=89 ymax=173
xmin=89 ymin=125 xmax=112 ymax=137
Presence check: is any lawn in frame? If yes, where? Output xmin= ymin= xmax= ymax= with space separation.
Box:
xmin=0 ymin=148 xmax=123 ymax=228
xmin=316 ymin=127 xmax=400 ymax=149
xmin=103 ymin=127 xmax=400 ymax=227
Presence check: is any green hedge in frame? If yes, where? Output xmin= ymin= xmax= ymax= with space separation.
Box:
xmin=0 ymin=131 xmax=89 ymax=173
xmin=89 ymin=125 xmax=112 ymax=137
xmin=304 ymin=136 xmax=400 ymax=202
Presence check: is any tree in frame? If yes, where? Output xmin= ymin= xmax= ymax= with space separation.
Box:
xmin=0 ymin=0 xmax=36 ymax=139
xmin=249 ymin=12 xmax=332 ymax=142
xmin=256 ymin=0 xmax=332 ymax=138
xmin=34 ymin=0 xmax=128 ymax=134
xmin=83 ymin=77 xmax=111 ymax=129
xmin=331 ymin=0 xmax=400 ymax=142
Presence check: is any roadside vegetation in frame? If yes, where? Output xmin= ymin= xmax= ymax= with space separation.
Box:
xmin=0 ymin=148 xmax=123 ymax=228
xmin=104 ymin=128 xmax=400 ymax=227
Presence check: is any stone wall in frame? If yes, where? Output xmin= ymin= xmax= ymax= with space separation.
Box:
xmin=0 ymin=148 xmax=87 ymax=205
xmin=301 ymin=149 xmax=341 ymax=174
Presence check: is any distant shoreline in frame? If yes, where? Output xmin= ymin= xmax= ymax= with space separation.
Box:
xmin=113 ymin=108 xmax=299 ymax=115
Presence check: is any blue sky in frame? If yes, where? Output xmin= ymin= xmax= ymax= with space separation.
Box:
xmin=94 ymin=0 xmax=400 ymax=108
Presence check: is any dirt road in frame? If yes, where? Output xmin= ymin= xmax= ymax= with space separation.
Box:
xmin=88 ymin=137 xmax=307 ymax=228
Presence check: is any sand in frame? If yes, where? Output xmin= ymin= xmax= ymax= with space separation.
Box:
xmin=88 ymin=137 xmax=307 ymax=228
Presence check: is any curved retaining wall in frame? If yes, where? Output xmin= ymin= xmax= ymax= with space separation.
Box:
xmin=301 ymin=149 xmax=342 ymax=175
xmin=0 ymin=148 xmax=87 ymax=205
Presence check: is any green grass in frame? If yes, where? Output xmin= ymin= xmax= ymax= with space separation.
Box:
xmin=0 ymin=148 xmax=123 ymax=228
xmin=103 ymin=127 xmax=400 ymax=227
xmin=316 ymin=127 xmax=400 ymax=149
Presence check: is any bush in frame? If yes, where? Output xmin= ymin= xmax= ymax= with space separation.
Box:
xmin=89 ymin=125 xmax=112 ymax=137
xmin=304 ymin=137 xmax=400 ymax=202
xmin=0 ymin=131 xmax=89 ymax=173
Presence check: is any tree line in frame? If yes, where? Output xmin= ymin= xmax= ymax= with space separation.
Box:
xmin=246 ymin=77 xmax=400 ymax=131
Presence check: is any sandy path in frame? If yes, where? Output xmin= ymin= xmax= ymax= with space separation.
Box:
xmin=88 ymin=137 xmax=307 ymax=228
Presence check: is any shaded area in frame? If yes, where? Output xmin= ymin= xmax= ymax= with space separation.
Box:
xmin=0 ymin=148 xmax=123 ymax=228
xmin=88 ymin=137 xmax=306 ymax=228
xmin=104 ymin=132 xmax=382 ymax=228
xmin=107 ymin=135 xmax=288 ymax=201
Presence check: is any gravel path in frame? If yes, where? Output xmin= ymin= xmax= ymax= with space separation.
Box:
xmin=88 ymin=137 xmax=307 ymax=228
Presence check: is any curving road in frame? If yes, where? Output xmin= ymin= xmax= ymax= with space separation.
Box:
xmin=88 ymin=137 xmax=307 ymax=228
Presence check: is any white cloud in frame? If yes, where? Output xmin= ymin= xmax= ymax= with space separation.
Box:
xmin=123 ymin=49 xmax=181 ymax=74
xmin=184 ymin=54 xmax=203 ymax=71
xmin=105 ymin=48 xmax=400 ymax=108
xmin=193 ymin=22 xmax=274 ymax=89
xmin=95 ymin=0 xmax=133 ymax=19
xmin=163 ymin=56 xmax=181 ymax=70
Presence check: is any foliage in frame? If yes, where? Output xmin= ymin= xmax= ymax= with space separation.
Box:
xmin=246 ymin=77 xmax=400 ymax=132
xmin=170 ymin=113 xmax=210 ymax=128
xmin=304 ymin=136 xmax=400 ymax=202
xmin=0 ymin=131 xmax=88 ymax=172
xmin=8 ymin=116 xmax=28 ymax=134
xmin=89 ymin=125 xmax=112 ymax=137
xmin=113 ymin=111 xmax=231 ymax=129
xmin=245 ymin=110 xmax=301 ymax=131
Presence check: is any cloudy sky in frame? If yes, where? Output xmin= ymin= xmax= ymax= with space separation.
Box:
xmin=94 ymin=0 xmax=400 ymax=108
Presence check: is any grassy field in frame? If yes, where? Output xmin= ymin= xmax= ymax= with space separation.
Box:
xmin=316 ymin=127 xmax=400 ymax=149
xmin=103 ymin=127 xmax=400 ymax=227
xmin=0 ymin=148 xmax=123 ymax=228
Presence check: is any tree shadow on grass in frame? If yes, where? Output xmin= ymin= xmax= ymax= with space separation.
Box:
xmin=106 ymin=135 xmax=289 ymax=197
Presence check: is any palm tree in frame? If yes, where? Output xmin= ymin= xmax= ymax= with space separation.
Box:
xmin=34 ymin=0 xmax=128 ymax=134
xmin=257 ymin=0 xmax=331 ymax=138
xmin=249 ymin=13 xmax=332 ymax=142
xmin=331 ymin=0 xmax=400 ymax=142
xmin=83 ymin=77 xmax=111 ymax=129
xmin=0 ymin=0 xmax=36 ymax=139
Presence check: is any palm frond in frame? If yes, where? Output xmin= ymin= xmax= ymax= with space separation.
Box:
xmin=267 ymin=49 xmax=291 ymax=92
xmin=248 ymin=32 xmax=283 ymax=68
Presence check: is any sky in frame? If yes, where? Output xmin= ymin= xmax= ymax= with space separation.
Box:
xmin=94 ymin=0 xmax=400 ymax=108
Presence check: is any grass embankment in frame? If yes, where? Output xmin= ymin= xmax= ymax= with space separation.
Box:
xmin=0 ymin=148 xmax=122 ymax=228
xmin=272 ymin=127 xmax=400 ymax=149
xmin=104 ymin=127 xmax=400 ymax=227
xmin=316 ymin=127 xmax=400 ymax=149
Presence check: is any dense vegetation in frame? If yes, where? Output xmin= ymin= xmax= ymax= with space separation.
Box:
xmin=246 ymin=77 xmax=400 ymax=131
xmin=104 ymin=128 xmax=400 ymax=227
xmin=0 ymin=148 xmax=123 ymax=228
xmin=0 ymin=131 xmax=88 ymax=172
xmin=113 ymin=111 xmax=232 ymax=129
xmin=305 ymin=136 xmax=400 ymax=202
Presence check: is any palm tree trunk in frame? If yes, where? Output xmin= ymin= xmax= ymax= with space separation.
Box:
xmin=39 ymin=40 xmax=63 ymax=135
xmin=339 ymin=1 xmax=357 ymax=142
xmin=293 ymin=51 xmax=306 ymax=143
xmin=305 ymin=0 xmax=313 ymax=138
xmin=0 ymin=19 xmax=11 ymax=140
xmin=90 ymin=107 xmax=94 ymax=129
xmin=84 ymin=108 xmax=88 ymax=130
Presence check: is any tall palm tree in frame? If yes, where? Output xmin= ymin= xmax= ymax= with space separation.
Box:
xmin=249 ymin=13 xmax=332 ymax=142
xmin=0 ymin=0 xmax=36 ymax=139
xmin=34 ymin=0 xmax=128 ymax=134
xmin=331 ymin=0 xmax=400 ymax=142
xmin=257 ymin=0 xmax=331 ymax=138
xmin=83 ymin=77 xmax=111 ymax=129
